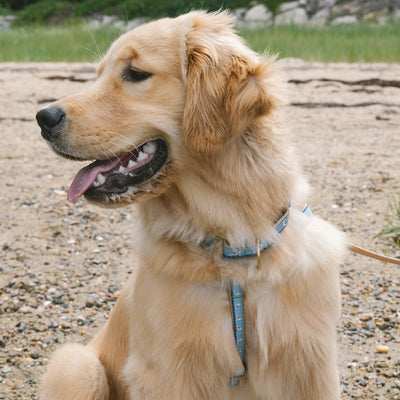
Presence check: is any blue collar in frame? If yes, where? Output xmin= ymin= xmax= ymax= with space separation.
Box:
xmin=223 ymin=205 xmax=291 ymax=258
xmin=204 ymin=204 xmax=312 ymax=259
xmin=225 ymin=204 xmax=312 ymax=386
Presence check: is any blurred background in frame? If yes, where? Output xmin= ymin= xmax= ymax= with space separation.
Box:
xmin=1 ymin=0 xmax=400 ymax=62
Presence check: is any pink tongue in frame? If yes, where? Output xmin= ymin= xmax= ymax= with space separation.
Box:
xmin=67 ymin=158 xmax=121 ymax=203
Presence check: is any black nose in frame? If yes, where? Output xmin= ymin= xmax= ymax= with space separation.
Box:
xmin=36 ymin=106 xmax=66 ymax=141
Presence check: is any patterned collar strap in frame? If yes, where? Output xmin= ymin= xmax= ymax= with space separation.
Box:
xmin=229 ymin=282 xmax=245 ymax=386
xmin=223 ymin=205 xmax=291 ymax=258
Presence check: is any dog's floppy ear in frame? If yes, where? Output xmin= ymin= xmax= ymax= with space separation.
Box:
xmin=182 ymin=12 xmax=279 ymax=155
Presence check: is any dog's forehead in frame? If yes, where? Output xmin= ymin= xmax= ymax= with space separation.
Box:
xmin=102 ymin=18 xmax=183 ymax=72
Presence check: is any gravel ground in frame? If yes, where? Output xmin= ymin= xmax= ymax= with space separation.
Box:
xmin=0 ymin=60 xmax=400 ymax=399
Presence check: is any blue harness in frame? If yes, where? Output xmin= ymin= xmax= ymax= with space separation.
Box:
xmin=228 ymin=282 xmax=245 ymax=386
xmin=207 ymin=204 xmax=312 ymax=386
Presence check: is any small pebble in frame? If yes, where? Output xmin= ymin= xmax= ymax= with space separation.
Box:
xmin=19 ymin=306 xmax=31 ymax=314
xmin=359 ymin=313 xmax=373 ymax=321
xmin=376 ymin=345 xmax=390 ymax=354
xmin=1 ymin=365 xmax=12 ymax=374
xmin=376 ymin=360 xmax=389 ymax=368
xmin=365 ymin=320 xmax=376 ymax=330
xmin=48 ymin=320 xmax=59 ymax=329
xmin=43 ymin=300 xmax=52 ymax=308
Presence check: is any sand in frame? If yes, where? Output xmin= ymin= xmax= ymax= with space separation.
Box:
xmin=0 ymin=60 xmax=400 ymax=399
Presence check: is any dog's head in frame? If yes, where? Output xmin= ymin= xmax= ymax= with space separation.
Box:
xmin=36 ymin=11 xmax=280 ymax=207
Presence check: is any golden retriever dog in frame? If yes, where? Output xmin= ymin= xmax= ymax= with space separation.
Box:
xmin=36 ymin=11 xmax=345 ymax=400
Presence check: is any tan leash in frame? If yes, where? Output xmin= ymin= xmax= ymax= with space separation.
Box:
xmin=348 ymin=243 xmax=400 ymax=265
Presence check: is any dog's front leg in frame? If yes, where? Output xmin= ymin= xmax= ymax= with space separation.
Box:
xmin=41 ymin=343 xmax=110 ymax=400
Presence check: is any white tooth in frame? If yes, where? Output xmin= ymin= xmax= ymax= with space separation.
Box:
xmin=97 ymin=173 xmax=106 ymax=185
xmin=93 ymin=181 xmax=100 ymax=187
xmin=137 ymin=151 xmax=147 ymax=161
xmin=128 ymin=160 xmax=137 ymax=169
xmin=143 ymin=141 xmax=156 ymax=154
xmin=118 ymin=166 xmax=127 ymax=173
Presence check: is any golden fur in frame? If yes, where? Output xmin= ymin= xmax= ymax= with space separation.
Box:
xmin=40 ymin=11 xmax=345 ymax=400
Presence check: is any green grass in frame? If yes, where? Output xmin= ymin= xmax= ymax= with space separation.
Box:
xmin=0 ymin=23 xmax=120 ymax=62
xmin=243 ymin=23 xmax=400 ymax=62
xmin=1 ymin=21 xmax=400 ymax=62
xmin=375 ymin=197 xmax=400 ymax=249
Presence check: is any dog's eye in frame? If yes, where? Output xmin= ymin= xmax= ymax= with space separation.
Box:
xmin=125 ymin=66 xmax=152 ymax=83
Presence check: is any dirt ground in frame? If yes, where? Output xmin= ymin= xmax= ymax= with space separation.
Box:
xmin=1 ymin=60 xmax=400 ymax=399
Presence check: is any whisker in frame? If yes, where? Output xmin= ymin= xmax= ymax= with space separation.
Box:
xmin=82 ymin=129 xmax=151 ymax=161
xmin=83 ymin=21 xmax=104 ymax=61
xmin=103 ymin=131 xmax=141 ymax=151
xmin=78 ymin=45 xmax=101 ymax=62
xmin=89 ymin=136 xmax=119 ymax=160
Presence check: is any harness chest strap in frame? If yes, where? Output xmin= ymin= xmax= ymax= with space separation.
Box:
xmin=225 ymin=204 xmax=312 ymax=386
xmin=228 ymin=283 xmax=245 ymax=387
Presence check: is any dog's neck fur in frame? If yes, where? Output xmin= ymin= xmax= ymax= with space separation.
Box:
xmin=138 ymin=115 xmax=302 ymax=254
